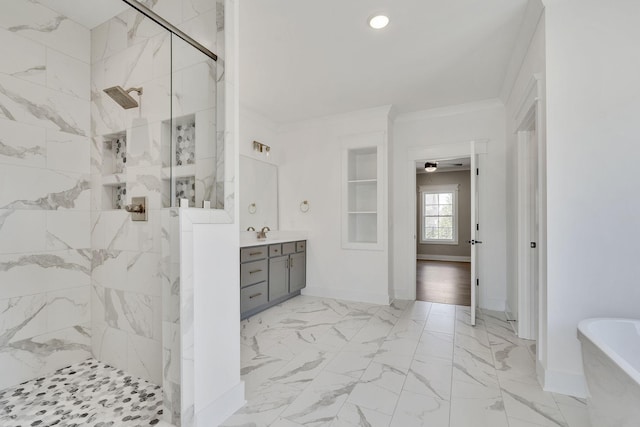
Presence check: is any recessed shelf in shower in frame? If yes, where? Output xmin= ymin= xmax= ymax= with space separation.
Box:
xmin=101 ymin=131 xmax=128 ymax=210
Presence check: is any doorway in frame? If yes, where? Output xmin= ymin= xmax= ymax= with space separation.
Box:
xmin=511 ymin=75 xmax=545 ymax=342
xmin=407 ymin=141 xmax=487 ymax=326
xmin=415 ymin=158 xmax=472 ymax=306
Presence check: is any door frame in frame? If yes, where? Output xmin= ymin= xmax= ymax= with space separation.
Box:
xmin=407 ymin=140 xmax=488 ymax=303
xmin=513 ymin=74 xmax=546 ymax=342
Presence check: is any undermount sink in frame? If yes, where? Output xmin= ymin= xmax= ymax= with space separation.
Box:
xmin=240 ymin=230 xmax=308 ymax=247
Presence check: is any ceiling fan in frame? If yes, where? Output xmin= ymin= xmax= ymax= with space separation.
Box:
xmin=424 ymin=161 xmax=464 ymax=172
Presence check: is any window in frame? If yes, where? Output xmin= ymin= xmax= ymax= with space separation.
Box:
xmin=419 ymin=184 xmax=459 ymax=244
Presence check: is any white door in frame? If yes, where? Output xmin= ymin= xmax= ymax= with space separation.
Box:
xmin=528 ymin=127 xmax=539 ymax=339
xmin=516 ymin=125 xmax=540 ymax=340
xmin=470 ymin=143 xmax=480 ymax=326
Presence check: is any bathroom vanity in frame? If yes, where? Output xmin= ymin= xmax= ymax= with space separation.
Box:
xmin=240 ymin=239 xmax=307 ymax=319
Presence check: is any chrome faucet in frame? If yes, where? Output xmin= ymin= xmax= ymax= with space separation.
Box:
xmin=246 ymin=226 xmax=255 ymax=231
xmin=257 ymin=226 xmax=270 ymax=239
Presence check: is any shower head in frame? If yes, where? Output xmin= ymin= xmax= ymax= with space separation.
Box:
xmin=103 ymin=86 xmax=143 ymax=109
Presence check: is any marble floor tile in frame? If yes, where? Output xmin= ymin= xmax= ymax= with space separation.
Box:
xmin=552 ymin=393 xmax=591 ymax=427
xmin=268 ymin=349 xmax=335 ymax=389
xmin=224 ymin=296 xmax=585 ymax=427
xmin=279 ymin=371 xmax=357 ymax=425
xmin=331 ymin=402 xmax=391 ymax=427
xmin=360 ymin=360 xmax=408 ymax=394
xmin=403 ymin=353 xmax=452 ymax=400
xmin=222 ymin=381 xmax=301 ymax=427
xmin=324 ymin=350 xmax=374 ymax=379
xmin=241 ymin=354 xmax=290 ymax=392
xmin=347 ymin=382 xmax=400 ymax=415
xmin=415 ymin=330 xmax=454 ymax=360
xmin=425 ymin=312 xmax=456 ymax=334
xmin=390 ymin=390 xmax=450 ymax=427
xmin=378 ymin=335 xmax=420 ymax=356
xmin=399 ymin=300 xmax=432 ymax=321
xmin=449 ymin=396 xmax=509 ymax=427
xmin=270 ymin=418 xmax=306 ymax=427
xmin=500 ymin=377 xmax=569 ymax=427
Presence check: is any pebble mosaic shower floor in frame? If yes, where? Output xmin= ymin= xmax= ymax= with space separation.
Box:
xmin=0 ymin=359 xmax=163 ymax=427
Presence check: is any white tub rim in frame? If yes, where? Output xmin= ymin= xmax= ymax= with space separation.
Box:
xmin=578 ymin=317 xmax=640 ymax=386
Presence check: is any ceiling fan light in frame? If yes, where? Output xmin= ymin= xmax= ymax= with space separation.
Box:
xmin=369 ymin=15 xmax=389 ymax=30
xmin=425 ymin=162 xmax=438 ymax=173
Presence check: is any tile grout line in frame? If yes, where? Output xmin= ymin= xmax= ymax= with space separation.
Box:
xmin=481 ymin=308 xmax=514 ymax=427
xmin=447 ymin=305 xmax=458 ymax=427
xmin=386 ymin=302 xmax=435 ymax=426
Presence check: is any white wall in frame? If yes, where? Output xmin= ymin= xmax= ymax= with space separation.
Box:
xmin=391 ymin=101 xmax=508 ymax=310
xmin=277 ymin=106 xmax=391 ymax=305
xmin=239 ymin=106 xmax=280 ymax=165
xmin=542 ymin=0 xmax=640 ymax=397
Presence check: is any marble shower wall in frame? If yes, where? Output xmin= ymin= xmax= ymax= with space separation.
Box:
xmin=0 ymin=0 xmax=92 ymax=390
xmin=89 ymin=5 xmax=171 ymax=388
xmin=90 ymin=3 xmax=223 ymax=425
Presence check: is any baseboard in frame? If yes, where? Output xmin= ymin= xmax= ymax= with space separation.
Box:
xmin=504 ymin=301 xmax=516 ymax=321
xmin=392 ymin=288 xmax=416 ymax=301
xmin=195 ymin=381 xmax=245 ymax=427
xmin=417 ymin=254 xmax=471 ymax=262
xmin=302 ymin=286 xmax=390 ymax=306
xmin=539 ymin=364 xmax=588 ymax=398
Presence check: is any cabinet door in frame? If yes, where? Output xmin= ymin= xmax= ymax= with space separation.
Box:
xmin=289 ymin=252 xmax=306 ymax=293
xmin=269 ymin=256 xmax=289 ymax=301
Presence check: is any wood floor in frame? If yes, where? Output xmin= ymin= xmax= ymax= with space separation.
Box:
xmin=416 ymin=260 xmax=471 ymax=306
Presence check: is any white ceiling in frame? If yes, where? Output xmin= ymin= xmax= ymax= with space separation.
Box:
xmin=416 ymin=157 xmax=471 ymax=174
xmin=37 ymin=0 xmax=128 ymax=29
xmin=240 ymin=0 xmax=530 ymax=124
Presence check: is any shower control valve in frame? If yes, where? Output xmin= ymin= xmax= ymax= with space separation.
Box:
xmin=125 ymin=197 xmax=147 ymax=221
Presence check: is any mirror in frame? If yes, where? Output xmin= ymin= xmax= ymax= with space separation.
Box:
xmin=240 ymin=156 xmax=278 ymax=230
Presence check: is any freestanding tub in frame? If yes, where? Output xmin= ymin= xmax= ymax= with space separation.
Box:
xmin=578 ymin=318 xmax=640 ymax=427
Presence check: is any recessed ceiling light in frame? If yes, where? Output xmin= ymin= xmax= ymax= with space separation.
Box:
xmin=369 ymin=15 xmax=389 ymax=30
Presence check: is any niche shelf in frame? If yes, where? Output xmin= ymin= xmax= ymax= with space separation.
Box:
xmin=341 ymin=134 xmax=384 ymax=250
xmin=161 ymin=114 xmax=198 ymax=207
xmin=101 ymin=132 xmax=128 ymax=210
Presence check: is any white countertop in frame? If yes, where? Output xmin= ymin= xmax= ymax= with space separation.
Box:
xmin=240 ymin=230 xmax=308 ymax=247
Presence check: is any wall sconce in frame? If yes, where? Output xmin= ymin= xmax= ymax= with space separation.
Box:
xmin=253 ymin=140 xmax=270 ymax=156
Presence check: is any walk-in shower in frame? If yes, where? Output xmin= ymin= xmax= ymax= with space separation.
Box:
xmin=0 ymin=0 xmax=225 ymax=426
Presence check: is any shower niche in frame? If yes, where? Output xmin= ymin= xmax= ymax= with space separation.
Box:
xmin=101 ymin=132 xmax=128 ymax=210
xmin=161 ymin=112 xmax=217 ymax=208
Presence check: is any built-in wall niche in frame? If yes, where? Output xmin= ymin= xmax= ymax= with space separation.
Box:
xmin=102 ymin=132 xmax=127 ymax=210
xmin=102 ymin=132 xmax=127 ymax=175
xmin=161 ymin=113 xmax=216 ymax=208
xmin=175 ymin=176 xmax=196 ymax=207
xmin=341 ymin=135 xmax=384 ymax=250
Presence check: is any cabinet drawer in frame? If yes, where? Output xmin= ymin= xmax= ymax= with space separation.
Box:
xmin=296 ymin=241 xmax=306 ymax=252
xmin=240 ymin=259 xmax=268 ymax=287
xmin=241 ymin=282 xmax=268 ymax=313
xmin=269 ymin=244 xmax=282 ymax=257
xmin=241 ymin=246 xmax=267 ymax=262
xmin=282 ymin=242 xmax=296 ymax=255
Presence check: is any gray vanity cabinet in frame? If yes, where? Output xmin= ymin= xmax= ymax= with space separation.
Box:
xmin=289 ymin=252 xmax=306 ymax=292
xmin=268 ymin=256 xmax=289 ymax=300
xmin=240 ymin=240 xmax=306 ymax=319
